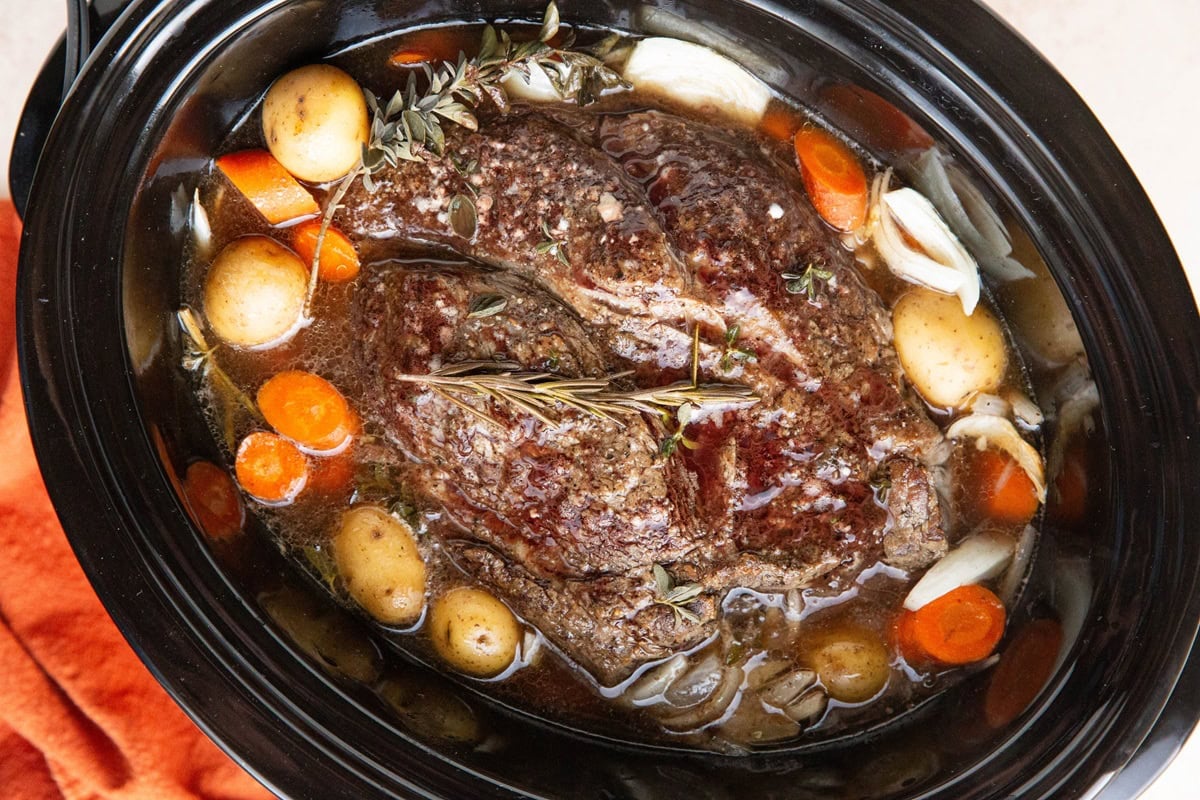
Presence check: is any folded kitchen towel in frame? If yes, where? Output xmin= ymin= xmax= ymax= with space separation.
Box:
xmin=0 ymin=200 xmax=274 ymax=800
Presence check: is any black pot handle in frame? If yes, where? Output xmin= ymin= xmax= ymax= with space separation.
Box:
xmin=8 ymin=0 xmax=133 ymax=217
xmin=63 ymin=0 xmax=94 ymax=99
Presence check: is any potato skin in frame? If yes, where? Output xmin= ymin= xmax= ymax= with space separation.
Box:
xmin=428 ymin=587 xmax=521 ymax=678
xmin=807 ymin=626 xmax=890 ymax=704
xmin=333 ymin=505 xmax=426 ymax=626
xmin=203 ymin=236 xmax=307 ymax=348
xmin=893 ymin=288 xmax=1007 ymax=408
xmin=263 ymin=64 xmax=369 ymax=182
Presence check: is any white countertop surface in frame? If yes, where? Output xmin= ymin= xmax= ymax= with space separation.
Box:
xmin=1 ymin=1 xmax=1196 ymax=797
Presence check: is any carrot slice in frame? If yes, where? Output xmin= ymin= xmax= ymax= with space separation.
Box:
xmin=216 ymin=150 xmax=320 ymax=225
xmin=896 ymin=584 xmax=1006 ymax=666
xmin=984 ymin=619 xmax=1064 ymax=728
xmin=182 ymin=460 xmax=245 ymax=540
xmin=793 ymin=127 xmax=868 ymax=232
xmin=760 ymin=104 xmax=802 ymax=143
xmin=818 ymin=84 xmax=934 ymax=156
xmin=969 ymin=448 xmax=1040 ymax=524
xmin=387 ymin=29 xmax=467 ymax=67
xmin=235 ymin=431 xmax=308 ymax=504
xmin=257 ymin=370 xmax=354 ymax=453
xmin=292 ymin=220 xmax=361 ymax=283
xmin=1051 ymin=445 xmax=1088 ymax=524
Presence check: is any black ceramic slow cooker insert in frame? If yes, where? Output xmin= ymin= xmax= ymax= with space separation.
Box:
xmin=13 ymin=1 xmax=1200 ymax=798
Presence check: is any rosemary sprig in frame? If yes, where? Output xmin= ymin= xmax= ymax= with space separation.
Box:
xmin=302 ymin=2 xmax=628 ymax=316
xmin=653 ymin=564 xmax=703 ymax=625
xmin=467 ymin=293 xmax=508 ymax=318
xmin=783 ymin=263 xmax=835 ymax=300
xmin=391 ymin=360 xmax=758 ymax=429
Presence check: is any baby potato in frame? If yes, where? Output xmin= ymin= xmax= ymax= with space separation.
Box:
xmin=893 ymin=288 xmax=1007 ymax=408
xmin=333 ymin=505 xmax=426 ymax=626
xmin=262 ymin=64 xmax=369 ymax=182
xmin=203 ymin=236 xmax=307 ymax=348
xmin=807 ymin=626 xmax=890 ymax=704
xmin=428 ymin=587 xmax=520 ymax=678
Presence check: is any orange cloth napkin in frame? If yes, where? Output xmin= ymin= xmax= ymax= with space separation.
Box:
xmin=0 ymin=200 xmax=274 ymax=800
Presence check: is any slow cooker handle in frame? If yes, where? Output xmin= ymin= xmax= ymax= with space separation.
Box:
xmin=8 ymin=0 xmax=132 ymax=217
xmin=63 ymin=0 xmax=93 ymax=98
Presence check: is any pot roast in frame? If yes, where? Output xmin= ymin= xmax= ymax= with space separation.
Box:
xmin=343 ymin=108 xmax=946 ymax=684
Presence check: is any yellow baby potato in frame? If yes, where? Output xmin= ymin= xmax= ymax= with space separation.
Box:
xmin=203 ymin=236 xmax=307 ymax=348
xmin=262 ymin=64 xmax=369 ymax=182
xmin=428 ymin=587 xmax=521 ymax=678
xmin=334 ymin=505 xmax=426 ymax=626
xmin=807 ymin=626 xmax=890 ymax=704
xmin=893 ymin=288 xmax=1007 ymax=409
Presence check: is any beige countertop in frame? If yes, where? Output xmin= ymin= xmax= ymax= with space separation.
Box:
xmin=1 ymin=1 xmax=1195 ymax=797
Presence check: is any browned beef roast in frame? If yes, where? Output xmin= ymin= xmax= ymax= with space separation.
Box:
xmin=343 ymin=108 xmax=947 ymax=684
xmin=356 ymin=266 xmax=717 ymax=679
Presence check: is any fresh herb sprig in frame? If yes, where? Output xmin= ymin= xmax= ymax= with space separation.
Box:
xmin=177 ymin=306 xmax=264 ymax=450
xmin=783 ymin=263 xmax=834 ymax=301
xmin=391 ymin=360 xmax=758 ymax=430
xmin=302 ymin=2 xmax=628 ymax=316
xmin=718 ymin=323 xmax=757 ymax=372
xmin=535 ymin=218 xmax=571 ymax=266
xmin=653 ymin=564 xmax=703 ymax=625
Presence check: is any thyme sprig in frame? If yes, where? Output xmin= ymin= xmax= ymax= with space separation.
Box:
xmin=178 ymin=307 xmax=262 ymax=421
xmin=535 ymin=218 xmax=571 ymax=266
xmin=718 ymin=323 xmax=757 ymax=372
xmin=783 ymin=263 xmax=835 ymax=301
xmin=391 ymin=359 xmax=758 ymax=430
xmin=302 ymin=1 xmax=628 ymax=316
xmin=653 ymin=564 xmax=703 ymax=625
xmin=177 ymin=306 xmax=263 ymax=451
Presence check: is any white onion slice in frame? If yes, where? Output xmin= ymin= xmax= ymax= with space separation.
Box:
xmin=946 ymin=412 xmax=1047 ymax=501
xmin=969 ymin=392 xmax=1010 ymax=418
xmin=621 ymin=37 xmax=771 ymax=125
xmin=868 ymin=172 xmax=981 ymax=315
xmin=903 ymin=530 xmax=1015 ymax=611
xmin=500 ymin=61 xmax=565 ymax=102
xmin=625 ymin=653 xmax=689 ymax=704
xmin=190 ymin=188 xmax=212 ymax=258
xmin=1003 ymin=387 xmax=1045 ymax=430
xmin=998 ymin=524 xmax=1037 ymax=604
xmin=912 ymin=149 xmax=1035 ymax=284
xmin=659 ymin=666 xmax=743 ymax=731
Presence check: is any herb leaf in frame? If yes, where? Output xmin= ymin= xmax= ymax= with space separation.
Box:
xmin=536 ymin=218 xmax=570 ymax=266
xmin=448 ymin=193 xmax=478 ymax=239
xmin=468 ymin=293 xmax=508 ymax=318
xmin=652 ymin=564 xmax=703 ymax=625
xmin=391 ymin=360 xmax=757 ymax=430
xmin=783 ymin=263 xmax=835 ymax=300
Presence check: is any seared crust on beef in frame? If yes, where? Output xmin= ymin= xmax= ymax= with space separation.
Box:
xmin=344 ymin=108 xmax=948 ymax=683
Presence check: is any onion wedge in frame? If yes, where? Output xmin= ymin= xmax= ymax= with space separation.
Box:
xmin=946 ymin=412 xmax=1046 ymax=501
xmin=911 ymin=149 xmax=1035 ymax=284
xmin=868 ymin=171 xmax=981 ymax=315
xmin=621 ymin=37 xmax=771 ymax=125
xmin=501 ymin=61 xmax=565 ymax=102
xmin=903 ymin=530 xmax=1015 ymax=612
